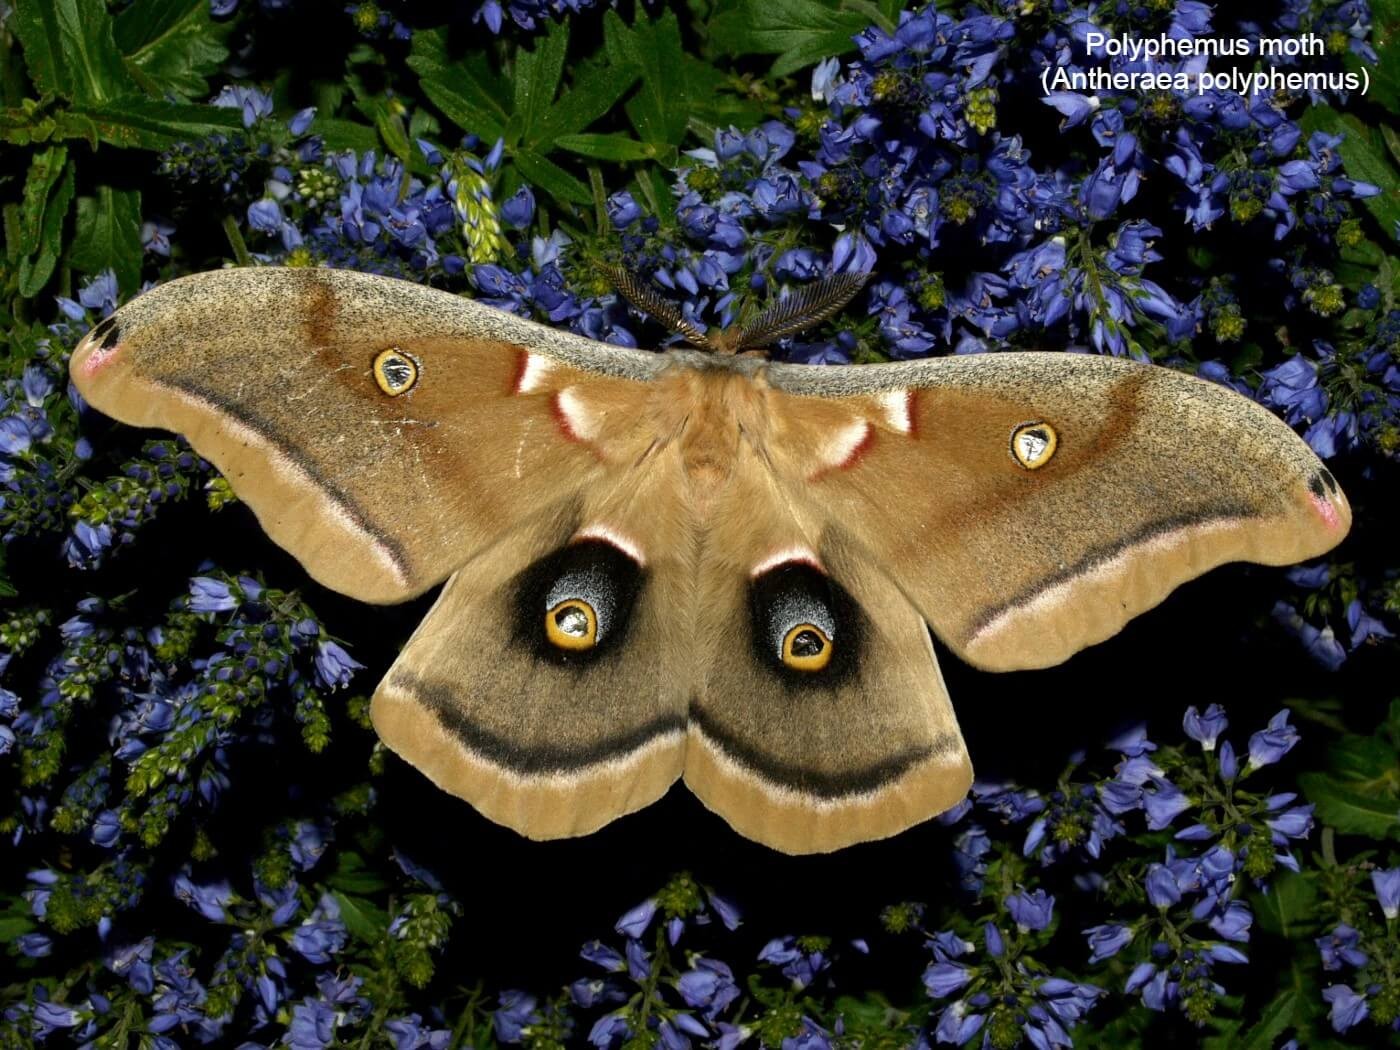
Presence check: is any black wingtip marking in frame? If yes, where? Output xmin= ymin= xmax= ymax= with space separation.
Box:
xmin=690 ymin=706 xmax=950 ymax=798
xmin=391 ymin=669 xmax=684 ymax=774
xmin=90 ymin=315 xmax=121 ymax=349
xmin=1319 ymin=468 xmax=1339 ymax=495
xmin=1308 ymin=473 xmax=1327 ymax=499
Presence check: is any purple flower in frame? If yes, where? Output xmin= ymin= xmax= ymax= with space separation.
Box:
xmin=1372 ymin=867 xmax=1400 ymax=920
xmin=1006 ymin=888 xmax=1054 ymax=932
xmin=923 ymin=961 xmax=973 ymax=998
xmin=1246 ymin=710 xmax=1300 ymax=771
xmin=1346 ymin=601 xmax=1394 ymax=649
xmin=1316 ymin=925 xmax=1368 ymax=971
xmin=493 ymin=991 xmax=540 ymax=1043
xmin=287 ymin=998 xmax=336 ymax=1049
xmin=1208 ymin=900 xmax=1252 ymax=943
xmin=289 ymin=106 xmax=317 ymax=135
xmin=1266 ymin=804 xmax=1314 ymax=844
xmin=1145 ymin=864 xmax=1181 ymax=908
xmin=1218 ymin=740 xmax=1239 ymax=782
xmin=1322 ymin=984 xmax=1369 ymax=1033
xmin=211 ymin=84 xmax=274 ymax=128
xmin=1182 ymin=705 xmax=1228 ymax=751
xmin=615 ymin=898 xmax=657 ymax=939
xmin=933 ymin=1000 xmax=985 ymax=1044
xmin=1042 ymin=91 xmax=1098 ymax=128
xmin=188 ymin=577 xmax=237 ymax=613
xmin=705 ymin=889 xmax=741 ymax=930
xmin=1084 ymin=923 xmax=1132 ymax=963
xmin=313 ymin=640 xmax=364 ymax=689
xmin=500 ymin=187 xmax=536 ymax=230
xmin=1142 ymin=778 xmax=1192 ymax=830
xmin=247 ymin=199 xmax=283 ymax=232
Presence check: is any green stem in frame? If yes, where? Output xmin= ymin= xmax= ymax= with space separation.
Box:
xmin=222 ymin=215 xmax=252 ymax=268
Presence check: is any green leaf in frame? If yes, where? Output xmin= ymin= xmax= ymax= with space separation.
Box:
xmin=63 ymin=98 xmax=242 ymax=150
xmin=532 ymin=59 xmax=640 ymax=148
xmin=113 ymin=0 xmax=229 ymax=100
xmin=312 ymin=117 xmax=379 ymax=154
xmin=605 ymin=9 xmax=689 ymax=146
xmin=1300 ymin=105 xmax=1400 ymax=241
xmin=1235 ymin=988 xmax=1301 ymax=1050
xmin=1301 ymin=771 xmax=1400 ymax=839
xmin=554 ymin=132 xmax=658 ymax=162
xmin=1250 ymin=870 xmax=1319 ymax=939
xmin=1354 ymin=0 xmax=1400 ymax=109
xmin=326 ymin=851 xmax=389 ymax=895
xmin=10 ymin=0 xmax=135 ymax=104
xmin=514 ymin=21 xmax=570 ymax=145
xmin=329 ymin=891 xmax=390 ymax=944
xmin=353 ymin=95 xmax=413 ymax=166
xmin=1325 ymin=733 xmax=1400 ymax=792
xmin=0 ymin=916 xmax=35 ymax=941
xmin=708 ymin=0 xmax=868 ymax=78
xmin=17 ymin=160 xmax=74 ymax=298
xmin=15 ymin=146 xmax=69 ymax=260
xmin=408 ymin=30 xmax=509 ymax=144
xmin=514 ymin=149 xmax=591 ymax=206
xmin=69 ymin=186 xmax=143 ymax=294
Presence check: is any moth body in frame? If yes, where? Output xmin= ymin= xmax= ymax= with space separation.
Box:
xmin=69 ymin=268 xmax=1350 ymax=853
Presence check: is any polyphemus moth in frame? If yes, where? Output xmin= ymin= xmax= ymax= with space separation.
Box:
xmin=68 ymin=266 xmax=1351 ymax=854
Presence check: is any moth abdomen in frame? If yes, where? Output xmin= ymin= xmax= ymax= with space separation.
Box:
xmin=509 ymin=538 xmax=646 ymax=666
xmin=748 ymin=560 xmax=863 ymax=687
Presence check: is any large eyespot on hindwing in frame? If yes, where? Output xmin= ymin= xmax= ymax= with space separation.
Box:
xmin=510 ymin=539 xmax=644 ymax=665
xmin=1009 ymin=420 xmax=1058 ymax=470
xmin=748 ymin=561 xmax=861 ymax=686
xmin=372 ymin=347 xmax=419 ymax=396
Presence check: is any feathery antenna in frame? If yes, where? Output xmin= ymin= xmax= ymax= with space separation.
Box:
xmin=601 ymin=264 xmax=713 ymax=350
xmin=735 ymin=271 xmax=871 ymax=351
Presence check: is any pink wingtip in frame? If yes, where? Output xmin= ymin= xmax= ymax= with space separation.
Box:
xmin=1311 ymin=492 xmax=1342 ymax=530
xmin=79 ymin=343 xmax=121 ymax=378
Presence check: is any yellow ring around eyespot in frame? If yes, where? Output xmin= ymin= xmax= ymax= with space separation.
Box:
xmin=372 ymin=347 xmax=419 ymax=396
xmin=545 ymin=599 xmax=598 ymax=651
xmin=1010 ymin=420 xmax=1058 ymax=470
xmin=782 ymin=623 xmax=832 ymax=672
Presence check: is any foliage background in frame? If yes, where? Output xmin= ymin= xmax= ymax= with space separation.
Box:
xmin=1 ymin=0 xmax=1399 ymax=1046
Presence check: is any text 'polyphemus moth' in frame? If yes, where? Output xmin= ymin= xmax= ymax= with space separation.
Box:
xmin=69 ymin=267 xmax=1350 ymax=854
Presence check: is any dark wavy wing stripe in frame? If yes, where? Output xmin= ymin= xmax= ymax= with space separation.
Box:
xmin=689 ymin=707 xmax=957 ymax=798
xmin=391 ymin=670 xmax=686 ymax=775
xmin=962 ymin=503 xmax=1254 ymax=641
xmin=160 ymin=377 xmax=414 ymax=579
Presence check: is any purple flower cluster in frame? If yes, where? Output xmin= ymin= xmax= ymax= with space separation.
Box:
xmin=1315 ymin=866 xmax=1400 ymax=1035
xmin=934 ymin=704 xmax=1318 ymax=1030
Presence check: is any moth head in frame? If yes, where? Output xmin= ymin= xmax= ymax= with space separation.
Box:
xmin=1010 ymin=421 xmax=1058 ymax=470
xmin=373 ymin=347 xmax=419 ymax=396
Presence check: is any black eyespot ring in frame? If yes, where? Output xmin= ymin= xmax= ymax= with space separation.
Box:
xmin=373 ymin=348 xmax=419 ymax=396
